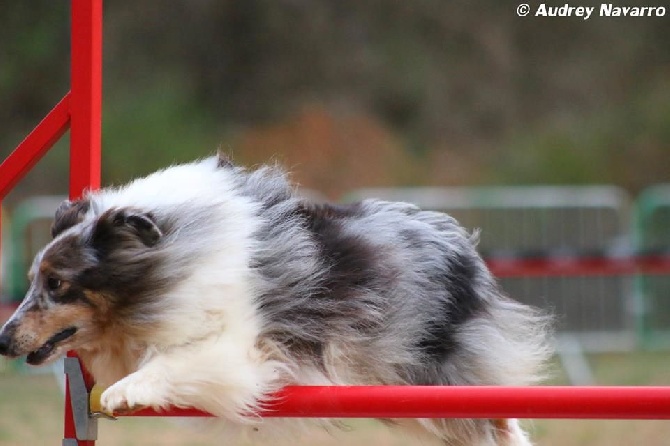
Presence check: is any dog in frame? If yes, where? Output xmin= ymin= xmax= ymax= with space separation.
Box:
xmin=0 ymin=153 xmax=551 ymax=445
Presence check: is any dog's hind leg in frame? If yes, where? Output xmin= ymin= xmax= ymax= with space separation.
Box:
xmin=492 ymin=419 xmax=532 ymax=446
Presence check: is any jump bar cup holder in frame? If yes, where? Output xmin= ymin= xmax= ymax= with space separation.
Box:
xmin=63 ymin=357 xmax=98 ymax=444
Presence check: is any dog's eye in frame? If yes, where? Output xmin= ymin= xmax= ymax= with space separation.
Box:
xmin=47 ymin=276 xmax=63 ymax=291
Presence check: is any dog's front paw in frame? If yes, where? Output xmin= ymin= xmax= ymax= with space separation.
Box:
xmin=100 ymin=372 xmax=169 ymax=415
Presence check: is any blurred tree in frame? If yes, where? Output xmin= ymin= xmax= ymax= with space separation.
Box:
xmin=1 ymin=0 xmax=668 ymax=202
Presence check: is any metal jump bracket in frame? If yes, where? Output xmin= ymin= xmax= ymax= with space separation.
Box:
xmin=63 ymin=357 xmax=98 ymax=445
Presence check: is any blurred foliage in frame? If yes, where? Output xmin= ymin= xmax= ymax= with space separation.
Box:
xmin=1 ymin=0 xmax=669 ymax=204
xmin=496 ymin=76 xmax=670 ymax=189
xmin=101 ymin=76 xmax=221 ymax=184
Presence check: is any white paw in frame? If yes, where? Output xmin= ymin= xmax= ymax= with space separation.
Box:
xmin=100 ymin=371 xmax=169 ymax=414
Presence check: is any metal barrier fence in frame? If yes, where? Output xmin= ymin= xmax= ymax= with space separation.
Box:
xmin=635 ymin=185 xmax=670 ymax=347
xmin=3 ymin=197 xmax=65 ymax=301
xmin=4 ymin=185 xmax=670 ymax=351
xmin=347 ymin=187 xmax=637 ymax=351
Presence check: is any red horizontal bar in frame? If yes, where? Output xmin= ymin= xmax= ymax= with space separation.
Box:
xmin=119 ymin=386 xmax=670 ymax=420
xmin=487 ymin=255 xmax=670 ymax=278
xmin=0 ymin=93 xmax=71 ymax=200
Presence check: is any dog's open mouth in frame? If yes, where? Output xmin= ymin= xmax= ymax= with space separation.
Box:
xmin=26 ymin=327 xmax=78 ymax=366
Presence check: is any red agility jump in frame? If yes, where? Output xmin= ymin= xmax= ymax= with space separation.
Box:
xmin=120 ymin=385 xmax=670 ymax=420
xmin=0 ymin=1 xmax=101 ymax=445
xmin=1 ymin=2 xmax=670 ymax=446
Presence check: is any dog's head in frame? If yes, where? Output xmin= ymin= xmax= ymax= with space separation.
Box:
xmin=0 ymin=199 xmax=164 ymax=366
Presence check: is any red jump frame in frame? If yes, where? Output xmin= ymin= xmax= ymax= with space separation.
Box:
xmin=0 ymin=1 xmax=101 ymax=445
xmin=1 ymin=2 xmax=670 ymax=446
xmin=122 ymin=385 xmax=670 ymax=421
xmin=0 ymin=1 xmax=101 ymax=202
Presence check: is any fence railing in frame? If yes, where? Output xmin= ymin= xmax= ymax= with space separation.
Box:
xmin=347 ymin=186 xmax=670 ymax=351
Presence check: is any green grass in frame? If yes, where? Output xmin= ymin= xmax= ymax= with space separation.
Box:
xmin=0 ymin=352 xmax=669 ymax=445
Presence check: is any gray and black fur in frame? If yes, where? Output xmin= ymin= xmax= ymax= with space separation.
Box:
xmin=232 ymin=160 xmax=552 ymax=443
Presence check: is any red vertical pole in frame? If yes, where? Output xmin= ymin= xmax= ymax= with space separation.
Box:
xmin=64 ymin=0 xmax=102 ymax=445
xmin=69 ymin=0 xmax=102 ymax=200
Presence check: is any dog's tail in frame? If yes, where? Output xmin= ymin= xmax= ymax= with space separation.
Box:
xmin=462 ymin=294 xmax=554 ymax=386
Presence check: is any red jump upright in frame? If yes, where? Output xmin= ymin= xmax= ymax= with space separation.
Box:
xmin=0 ymin=1 xmax=102 ymax=445
xmin=69 ymin=0 xmax=102 ymax=198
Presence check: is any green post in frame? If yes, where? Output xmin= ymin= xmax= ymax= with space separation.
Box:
xmin=633 ymin=185 xmax=670 ymax=348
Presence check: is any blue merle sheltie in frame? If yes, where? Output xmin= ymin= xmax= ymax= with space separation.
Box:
xmin=0 ymin=153 xmax=551 ymax=445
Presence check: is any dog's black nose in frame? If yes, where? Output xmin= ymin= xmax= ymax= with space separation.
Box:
xmin=0 ymin=332 xmax=12 ymax=356
xmin=0 ymin=323 xmax=17 ymax=357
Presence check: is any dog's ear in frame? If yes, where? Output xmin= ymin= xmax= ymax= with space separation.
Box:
xmin=216 ymin=150 xmax=234 ymax=168
xmin=92 ymin=208 xmax=163 ymax=252
xmin=52 ymin=199 xmax=90 ymax=238
xmin=114 ymin=211 xmax=163 ymax=247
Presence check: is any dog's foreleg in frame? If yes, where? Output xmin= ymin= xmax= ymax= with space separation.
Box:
xmin=100 ymin=337 xmax=283 ymax=421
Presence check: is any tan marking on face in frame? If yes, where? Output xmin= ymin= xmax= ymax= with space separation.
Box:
xmin=10 ymin=303 xmax=94 ymax=355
